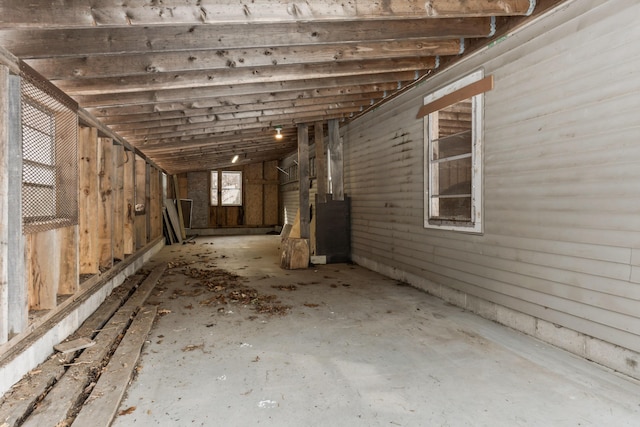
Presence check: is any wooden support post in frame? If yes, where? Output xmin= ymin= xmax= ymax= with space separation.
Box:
xmin=123 ymin=149 xmax=135 ymax=255
xmin=314 ymin=121 xmax=327 ymax=204
xmin=145 ymin=163 xmax=151 ymax=242
xmin=134 ymin=155 xmax=147 ymax=249
xmin=328 ymin=119 xmax=344 ymax=201
xmin=298 ymin=124 xmax=310 ymax=240
xmin=112 ymin=145 xmax=125 ymax=260
xmin=0 ymin=65 xmax=9 ymax=341
xmin=149 ymin=167 xmax=161 ymax=240
xmin=78 ymin=126 xmax=99 ymax=275
xmin=7 ymin=71 xmax=25 ymax=337
xmin=98 ymin=137 xmax=113 ymax=270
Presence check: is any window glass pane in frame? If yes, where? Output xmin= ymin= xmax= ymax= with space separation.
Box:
xmin=432 ymin=130 xmax=472 ymax=160
xmin=437 ymin=100 xmax=472 ymax=139
xmin=221 ymin=171 xmax=242 ymax=206
xmin=436 ymin=157 xmax=472 ymax=196
xmin=435 ymin=196 xmax=472 ymax=221
xmin=210 ymin=171 xmax=219 ymax=205
xmin=428 ymin=97 xmax=475 ymax=222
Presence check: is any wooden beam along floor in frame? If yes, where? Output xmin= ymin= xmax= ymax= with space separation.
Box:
xmin=0 ymin=265 xmax=165 ymax=427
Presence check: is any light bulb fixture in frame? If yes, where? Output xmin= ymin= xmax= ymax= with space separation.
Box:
xmin=231 ymin=154 xmax=239 ymax=163
xmin=274 ymin=126 xmax=283 ymax=140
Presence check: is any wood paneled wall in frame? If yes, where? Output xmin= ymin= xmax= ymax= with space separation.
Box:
xmin=24 ymin=125 xmax=163 ymax=311
xmin=180 ymin=160 xmax=279 ymax=228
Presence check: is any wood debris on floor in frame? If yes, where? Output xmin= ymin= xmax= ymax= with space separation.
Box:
xmin=164 ymin=264 xmax=293 ymax=316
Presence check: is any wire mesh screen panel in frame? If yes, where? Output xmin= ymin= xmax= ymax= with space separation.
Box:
xmin=20 ymin=66 xmax=78 ymax=234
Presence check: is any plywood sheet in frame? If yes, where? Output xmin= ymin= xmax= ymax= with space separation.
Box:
xmin=123 ymin=149 xmax=135 ymax=254
xmin=112 ymin=145 xmax=125 ymax=260
xmin=78 ymin=126 xmax=99 ymax=274
xmin=98 ymin=137 xmax=113 ymax=269
xmin=187 ymin=171 xmax=210 ymax=228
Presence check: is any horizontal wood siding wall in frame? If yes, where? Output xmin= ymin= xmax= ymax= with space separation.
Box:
xmin=343 ymin=0 xmax=640 ymax=355
xmin=279 ymin=149 xmax=319 ymax=226
xmin=281 ymin=190 xmax=298 ymax=225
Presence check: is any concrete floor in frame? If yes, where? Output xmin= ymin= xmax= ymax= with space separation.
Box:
xmin=112 ymin=235 xmax=640 ymax=427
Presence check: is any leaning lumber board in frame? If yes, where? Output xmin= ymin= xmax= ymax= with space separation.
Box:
xmin=22 ymin=264 xmax=165 ymax=427
xmin=172 ymin=176 xmax=187 ymax=240
xmin=164 ymin=200 xmax=183 ymax=243
xmin=0 ymin=275 xmax=144 ymax=427
xmin=162 ymin=208 xmax=176 ymax=245
xmin=72 ymin=306 xmax=157 ymax=427
xmin=53 ymin=337 xmax=95 ymax=354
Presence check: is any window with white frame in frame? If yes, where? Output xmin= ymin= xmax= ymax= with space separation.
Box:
xmin=210 ymin=170 xmax=243 ymax=206
xmin=423 ymin=70 xmax=485 ymax=233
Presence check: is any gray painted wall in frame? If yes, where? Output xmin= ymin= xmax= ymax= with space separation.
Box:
xmin=341 ymin=0 xmax=640 ymax=374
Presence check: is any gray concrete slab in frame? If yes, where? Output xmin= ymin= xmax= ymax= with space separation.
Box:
xmin=112 ymin=236 xmax=640 ymax=427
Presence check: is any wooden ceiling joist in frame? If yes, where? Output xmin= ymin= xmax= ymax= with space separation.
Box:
xmin=119 ymin=109 xmax=356 ymax=140
xmin=55 ymin=57 xmax=438 ymax=96
xmin=0 ymin=19 xmax=492 ymax=59
xmin=95 ymin=92 xmax=387 ymax=125
xmin=0 ymin=0 xmax=549 ymax=172
xmin=137 ymin=132 xmax=300 ymax=151
xmin=26 ymin=40 xmax=462 ymax=81
xmin=0 ymin=1 xmax=533 ymax=29
xmin=73 ymin=72 xmax=422 ymax=108
xmin=85 ymin=81 xmax=404 ymax=115
xmin=105 ymin=99 xmax=378 ymax=130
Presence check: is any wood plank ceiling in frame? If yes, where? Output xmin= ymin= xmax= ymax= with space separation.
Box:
xmin=0 ymin=0 xmax=548 ymax=174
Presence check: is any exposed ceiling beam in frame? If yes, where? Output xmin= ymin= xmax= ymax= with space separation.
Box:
xmin=0 ymin=19 xmax=492 ymax=58
xmin=94 ymin=92 xmax=386 ymax=124
xmin=138 ymin=132 xmax=299 ymax=151
xmin=0 ymin=0 xmax=549 ymax=174
xmin=25 ymin=39 xmax=461 ymax=80
xmin=84 ymin=82 xmax=404 ymax=114
xmin=102 ymin=98 xmax=379 ymax=129
xmin=0 ymin=1 xmax=533 ymax=29
xmin=119 ymin=109 xmax=355 ymax=140
xmin=54 ymin=57 xmax=438 ymax=96
xmin=72 ymin=72 xmax=422 ymax=107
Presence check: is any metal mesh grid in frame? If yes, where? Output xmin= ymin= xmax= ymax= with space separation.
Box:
xmin=20 ymin=70 xmax=78 ymax=234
